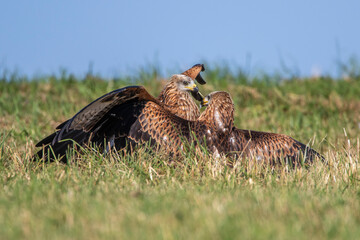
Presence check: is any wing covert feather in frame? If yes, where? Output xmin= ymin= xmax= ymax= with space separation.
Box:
xmin=231 ymin=129 xmax=306 ymax=162
xmin=128 ymin=102 xmax=196 ymax=152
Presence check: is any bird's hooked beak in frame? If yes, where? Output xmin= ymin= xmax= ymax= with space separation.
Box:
xmin=185 ymin=83 xmax=199 ymax=93
xmin=200 ymin=97 xmax=209 ymax=108
xmin=186 ymin=83 xmax=204 ymax=102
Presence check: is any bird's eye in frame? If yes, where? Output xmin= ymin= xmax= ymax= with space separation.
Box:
xmin=183 ymin=81 xmax=190 ymax=85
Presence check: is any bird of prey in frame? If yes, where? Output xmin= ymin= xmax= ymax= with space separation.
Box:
xmin=34 ymin=87 xmax=233 ymax=162
xmin=201 ymin=94 xmax=324 ymax=166
xmin=34 ymin=64 xmax=207 ymax=161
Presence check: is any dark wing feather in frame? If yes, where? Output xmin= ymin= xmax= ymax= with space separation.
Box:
xmin=54 ymin=86 xmax=156 ymax=142
xmin=230 ymin=128 xmax=324 ymax=165
xmin=34 ymin=86 xmax=158 ymax=161
xmin=35 ymin=130 xmax=91 ymax=161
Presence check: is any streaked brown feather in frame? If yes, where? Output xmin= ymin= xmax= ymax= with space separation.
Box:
xmin=129 ymin=101 xmax=203 ymax=155
xmin=229 ymin=129 xmax=298 ymax=161
xmin=228 ymin=128 xmax=324 ymax=165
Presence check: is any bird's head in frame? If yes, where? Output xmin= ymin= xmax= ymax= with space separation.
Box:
xmin=200 ymin=91 xmax=233 ymax=108
xmin=200 ymin=91 xmax=234 ymax=132
xmin=170 ymin=74 xmax=204 ymax=101
xmin=200 ymin=94 xmax=210 ymax=108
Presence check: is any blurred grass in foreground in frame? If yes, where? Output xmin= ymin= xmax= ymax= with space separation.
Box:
xmin=0 ymin=65 xmax=359 ymax=239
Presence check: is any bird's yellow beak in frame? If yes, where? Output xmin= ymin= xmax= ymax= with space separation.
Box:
xmin=200 ymin=98 xmax=209 ymax=108
xmin=185 ymin=83 xmax=199 ymax=93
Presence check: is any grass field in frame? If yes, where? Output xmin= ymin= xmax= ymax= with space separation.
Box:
xmin=1 ymin=67 xmax=360 ymax=239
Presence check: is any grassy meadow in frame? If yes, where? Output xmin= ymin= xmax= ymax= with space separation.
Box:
xmin=0 ymin=66 xmax=360 ymax=239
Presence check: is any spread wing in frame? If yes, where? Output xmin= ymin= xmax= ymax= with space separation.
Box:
xmin=35 ymin=86 xmax=157 ymax=160
xmin=34 ymin=86 xmax=206 ymax=161
xmin=229 ymin=128 xmax=324 ymax=165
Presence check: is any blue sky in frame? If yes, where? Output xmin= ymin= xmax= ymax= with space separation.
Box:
xmin=1 ymin=1 xmax=359 ymax=77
